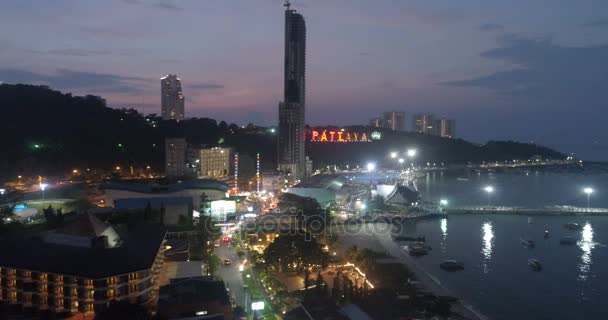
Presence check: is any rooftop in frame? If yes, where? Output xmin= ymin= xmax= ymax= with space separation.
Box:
xmin=104 ymin=179 xmax=230 ymax=194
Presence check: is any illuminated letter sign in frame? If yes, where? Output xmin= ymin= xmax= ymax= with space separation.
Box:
xmin=309 ymin=129 xmax=378 ymax=143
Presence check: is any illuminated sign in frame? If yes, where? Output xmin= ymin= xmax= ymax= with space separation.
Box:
xmin=251 ymin=301 xmax=265 ymax=311
xmin=310 ymin=129 xmax=378 ymax=142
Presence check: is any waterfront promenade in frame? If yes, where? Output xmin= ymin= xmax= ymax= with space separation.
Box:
xmin=446 ymin=206 xmax=608 ymax=215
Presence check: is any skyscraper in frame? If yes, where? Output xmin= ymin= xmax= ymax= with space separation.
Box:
xmin=383 ymin=111 xmax=405 ymax=131
xmin=165 ymin=138 xmax=187 ymax=179
xmin=369 ymin=117 xmax=384 ymax=128
xmin=161 ymin=74 xmax=185 ymax=121
xmin=278 ymin=2 xmax=307 ymax=179
xmin=413 ymin=114 xmax=435 ymax=134
xmin=436 ymin=118 xmax=456 ymax=138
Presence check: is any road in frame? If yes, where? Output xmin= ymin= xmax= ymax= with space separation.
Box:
xmin=215 ymin=243 xmax=248 ymax=310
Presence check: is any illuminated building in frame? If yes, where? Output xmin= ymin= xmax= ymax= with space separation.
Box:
xmin=161 ymin=74 xmax=184 ymax=121
xmin=308 ymin=128 xmax=381 ymax=142
xmin=199 ymin=147 xmax=233 ymax=179
xmin=0 ymin=214 xmax=167 ymax=318
xmin=383 ymin=111 xmax=405 ymax=131
xmin=413 ymin=114 xmax=436 ymax=134
xmin=436 ymin=118 xmax=456 ymax=138
xmin=278 ymin=3 xmax=307 ymax=179
xmin=165 ymin=138 xmax=187 ymax=179
xmin=369 ymin=117 xmax=384 ymax=128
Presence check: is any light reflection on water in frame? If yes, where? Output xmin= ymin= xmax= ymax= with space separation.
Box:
xmin=577 ymin=222 xmax=594 ymax=282
xmin=440 ymin=218 xmax=448 ymax=252
xmin=482 ymin=222 xmax=494 ymax=273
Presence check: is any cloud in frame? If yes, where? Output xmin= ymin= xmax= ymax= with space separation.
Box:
xmin=0 ymin=68 xmax=147 ymax=94
xmin=47 ymin=49 xmax=113 ymax=57
xmin=480 ymin=23 xmax=504 ymax=32
xmin=187 ymin=83 xmax=224 ymax=91
xmin=583 ymin=18 xmax=608 ymax=28
xmin=441 ymin=34 xmax=608 ymax=103
xmin=156 ymin=1 xmax=183 ymax=11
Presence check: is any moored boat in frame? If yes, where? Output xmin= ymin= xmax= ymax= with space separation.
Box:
xmin=528 ymin=258 xmax=542 ymax=271
xmin=564 ymin=223 xmax=582 ymax=231
xmin=560 ymin=236 xmax=576 ymax=245
xmin=440 ymin=260 xmax=464 ymax=271
xmin=520 ymin=237 xmax=535 ymax=248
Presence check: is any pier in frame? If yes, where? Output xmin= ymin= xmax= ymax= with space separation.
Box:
xmin=445 ymin=205 xmax=608 ymax=215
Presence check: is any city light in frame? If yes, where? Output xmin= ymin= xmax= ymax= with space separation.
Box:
xmin=398 ymin=158 xmax=405 ymax=164
xmin=584 ymin=187 xmax=594 ymax=211
xmin=484 ymin=186 xmax=494 ymax=193
xmin=360 ymin=203 xmax=367 ymax=210
xmin=366 ymin=162 xmax=376 ymax=172
xmin=440 ymin=199 xmax=448 ymax=206
xmin=390 ymin=151 xmax=397 ymax=159
xmin=407 ymin=149 xmax=417 ymax=157
xmin=39 ymin=183 xmax=48 ymax=191
xmin=0 ymin=189 xmax=5 ymax=195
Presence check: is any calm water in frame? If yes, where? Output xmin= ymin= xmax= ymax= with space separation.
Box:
xmin=402 ymin=172 xmax=608 ymax=320
xmin=416 ymin=171 xmax=608 ymax=208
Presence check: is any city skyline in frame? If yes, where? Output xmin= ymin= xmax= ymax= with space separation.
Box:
xmin=0 ymin=0 xmax=607 ymax=159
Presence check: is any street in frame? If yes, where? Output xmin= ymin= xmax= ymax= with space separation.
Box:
xmin=215 ymin=242 xmax=247 ymax=310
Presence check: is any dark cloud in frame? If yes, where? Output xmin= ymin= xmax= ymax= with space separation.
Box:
xmin=441 ymin=35 xmax=608 ymax=103
xmin=187 ymin=83 xmax=224 ymax=91
xmin=583 ymin=18 xmax=608 ymax=28
xmin=480 ymin=23 xmax=504 ymax=31
xmin=0 ymin=68 xmax=146 ymax=94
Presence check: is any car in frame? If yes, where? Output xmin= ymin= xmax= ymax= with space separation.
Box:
xmin=224 ymin=259 xmax=231 ymax=265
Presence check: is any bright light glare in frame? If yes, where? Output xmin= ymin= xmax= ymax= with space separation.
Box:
xmin=360 ymin=203 xmax=367 ymax=210
xmin=398 ymin=158 xmax=405 ymax=164
xmin=407 ymin=149 xmax=417 ymax=157
xmin=484 ymin=186 xmax=494 ymax=193
xmin=583 ymin=187 xmax=594 ymax=195
xmin=390 ymin=152 xmax=397 ymax=159
xmin=39 ymin=183 xmax=48 ymax=191
xmin=440 ymin=199 xmax=448 ymax=206
xmin=366 ymin=162 xmax=376 ymax=172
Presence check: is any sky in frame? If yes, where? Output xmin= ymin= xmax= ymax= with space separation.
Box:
xmin=1 ymin=0 xmax=607 ymax=160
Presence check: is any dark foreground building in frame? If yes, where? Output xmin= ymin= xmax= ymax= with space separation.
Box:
xmin=0 ymin=214 xmax=167 ymax=318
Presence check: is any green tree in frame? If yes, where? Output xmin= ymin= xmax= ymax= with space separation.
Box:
xmin=263 ymin=232 xmax=327 ymax=273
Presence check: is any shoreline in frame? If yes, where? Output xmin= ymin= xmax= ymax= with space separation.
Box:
xmin=371 ymin=224 xmax=488 ymax=320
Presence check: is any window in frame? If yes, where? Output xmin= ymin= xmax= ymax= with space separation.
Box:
xmin=40 ymin=283 xmax=47 ymax=292
xmin=56 ymin=286 xmax=64 ymax=295
xmin=57 ymin=298 xmax=64 ymax=308
xmin=86 ymin=303 xmax=94 ymax=312
xmin=128 ymin=272 xmax=138 ymax=281
xmin=55 ymin=275 xmax=63 ymax=283
xmin=107 ymin=277 xmax=117 ymax=285
xmin=129 ymin=284 xmax=138 ymax=293
xmin=39 ymin=273 xmax=48 ymax=281
xmin=107 ymin=288 xmax=115 ymax=299
xmin=41 ymin=294 xmax=48 ymax=305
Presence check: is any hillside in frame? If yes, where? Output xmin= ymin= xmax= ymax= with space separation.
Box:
xmin=0 ymin=84 xmax=565 ymax=180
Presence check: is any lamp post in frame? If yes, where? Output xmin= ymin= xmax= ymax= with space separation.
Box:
xmin=366 ymin=162 xmax=376 ymax=172
xmin=583 ymin=187 xmax=594 ymax=211
xmin=484 ymin=186 xmax=494 ymax=207
xmin=407 ymin=149 xmax=417 ymax=158
xmin=390 ymin=152 xmax=397 ymax=159
xmin=39 ymin=183 xmax=48 ymax=208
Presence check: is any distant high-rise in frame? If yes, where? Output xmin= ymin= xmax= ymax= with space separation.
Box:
xmin=383 ymin=111 xmax=405 ymax=131
xmin=165 ymin=138 xmax=186 ymax=179
xmin=369 ymin=117 xmax=384 ymax=128
xmin=200 ymin=147 xmax=234 ymax=179
xmin=436 ymin=119 xmax=456 ymax=138
xmin=161 ymin=75 xmax=184 ymax=121
xmin=278 ymin=2 xmax=307 ymax=179
xmin=413 ymin=114 xmax=435 ymax=134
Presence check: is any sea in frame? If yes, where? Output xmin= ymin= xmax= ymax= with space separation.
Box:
xmin=401 ymin=171 xmax=608 ymax=320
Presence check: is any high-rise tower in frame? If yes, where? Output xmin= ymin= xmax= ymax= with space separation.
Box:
xmin=278 ymin=1 xmax=307 ymax=179
xmin=161 ymin=74 xmax=185 ymax=121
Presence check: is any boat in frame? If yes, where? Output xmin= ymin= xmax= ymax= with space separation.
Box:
xmin=544 ymin=230 xmax=549 ymax=239
xmin=440 ymin=260 xmax=464 ymax=271
xmin=407 ymin=246 xmax=429 ymax=256
xmin=528 ymin=218 xmax=533 ymax=224
xmin=520 ymin=238 xmax=535 ymax=248
xmin=564 ymin=223 xmax=582 ymax=231
xmin=560 ymin=236 xmax=577 ymax=245
xmin=528 ymin=258 xmax=542 ymax=271
xmin=456 ymin=177 xmax=469 ymax=181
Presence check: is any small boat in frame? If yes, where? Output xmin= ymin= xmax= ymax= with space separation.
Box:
xmin=560 ymin=237 xmax=577 ymax=245
xmin=544 ymin=230 xmax=549 ymax=239
xmin=520 ymin=238 xmax=535 ymax=248
xmin=440 ymin=260 xmax=464 ymax=271
xmin=408 ymin=246 xmax=429 ymax=256
xmin=528 ymin=218 xmax=533 ymax=224
xmin=528 ymin=258 xmax=542 ymax=271
xmin=456 ymin=177 xmax=469 ymax=181
xmin=564 ymin=223 xmax=582 ymax=231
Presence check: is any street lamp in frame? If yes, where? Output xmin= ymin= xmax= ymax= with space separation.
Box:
xmin=484 ymin=186 xmax=494 ymax=207
xmin=40 ymin=183 xmax=48 ymax=208
xmin=366 ymin=162 xmax=376 ymax=172
xmin=583 ymin=187 xmax=594 ymax=211
xmin=390 ymin=152 xmax=397 ymax=159
xmin=398 ymin=158 xmax=404 ymax=164
xmin=440 ymin=199 xmax=448 ymax=206
xmin=407 ymin=149 xmax=417 ymax=158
